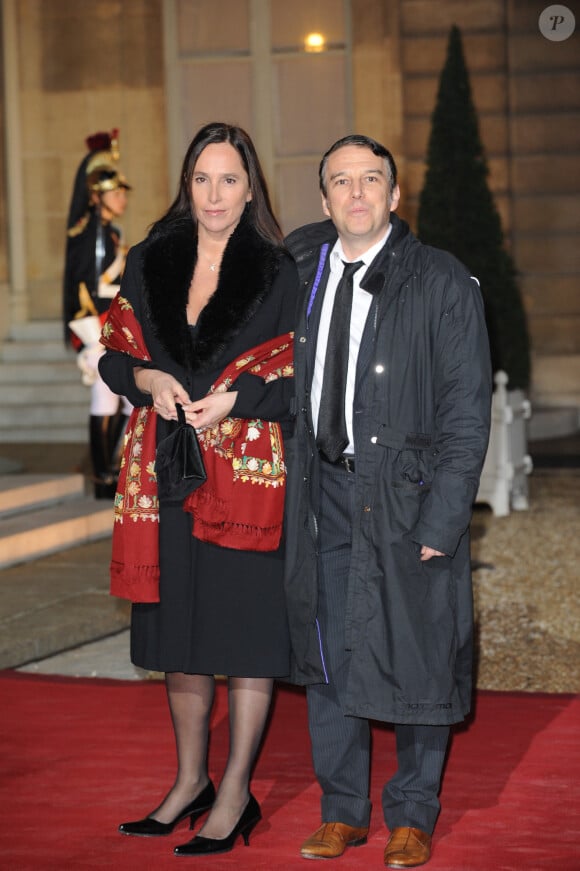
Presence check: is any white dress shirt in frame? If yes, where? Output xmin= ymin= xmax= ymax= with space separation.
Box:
xmin=311 ymin=228 xmax=392 ymax=456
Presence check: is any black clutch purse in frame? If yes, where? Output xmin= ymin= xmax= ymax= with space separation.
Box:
xmin=155 ymin=404 xmax=207 ymax=502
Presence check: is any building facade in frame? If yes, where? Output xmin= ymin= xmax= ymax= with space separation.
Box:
xmin=1 ymin=0 xmax=579 ymax=412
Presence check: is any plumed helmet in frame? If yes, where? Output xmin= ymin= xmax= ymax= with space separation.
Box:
xmin=85 ymin=129 xmax=131 ymax=194
xmin=66 ymin=128 xmax=131 ymax=229
xmin=86 ymin=130 xmax=131 ymax=193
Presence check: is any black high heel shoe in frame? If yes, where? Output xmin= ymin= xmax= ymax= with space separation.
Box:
xmin=173 ymin=794 xmax=261 ymax=856
xmin=118 ymin=780 xmax=215 ymax=837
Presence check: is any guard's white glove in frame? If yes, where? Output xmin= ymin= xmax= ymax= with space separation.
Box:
xmin=97 ymin=279 xmax=118 ymax=299
xmin=77 ymin=343 xmax=105 ymax=386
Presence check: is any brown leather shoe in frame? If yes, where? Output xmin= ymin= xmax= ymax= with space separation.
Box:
xmin=301 ymin=822 xmax=369 ymax=859
xmin=384 ymin=827 xmax=432 ymax=867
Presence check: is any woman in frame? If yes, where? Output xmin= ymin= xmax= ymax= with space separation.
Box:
xmin=63 ymin=129 xmax=132 ymax=498
xmin=99 ymin=122 xmax=297 ymax=856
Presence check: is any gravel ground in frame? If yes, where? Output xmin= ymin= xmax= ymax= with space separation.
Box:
xmin=471 ymin=470 xmax=580 ymax=693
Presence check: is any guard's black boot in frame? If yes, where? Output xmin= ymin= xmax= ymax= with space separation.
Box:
xmin=107 ymin=411 xmax=130 ymax=489
xmin=89 ymin=414 xmax=117 ymax=499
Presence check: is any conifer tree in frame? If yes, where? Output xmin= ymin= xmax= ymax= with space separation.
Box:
xmin=417 ymin=25 xmax=530 ymax=389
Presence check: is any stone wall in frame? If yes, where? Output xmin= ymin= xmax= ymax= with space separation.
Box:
xmin=404 ymin=0 xmax=579 ymax=361
xmin=1 ymin=0 xmax=579 ymax=404
xmin=350 ymin=0 xmax=580 ymax=405
xmin=13 ymin=0 xmax=168 ymax=321
xmin=0 ymin=6 xmax=8 ymax=329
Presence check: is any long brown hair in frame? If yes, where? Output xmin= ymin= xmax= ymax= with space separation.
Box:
xmin=154 ymin=122 xmax=283 ymax=245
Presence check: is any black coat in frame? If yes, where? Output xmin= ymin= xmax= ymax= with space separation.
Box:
xmin=283 ymin=214 xmax=492 ymax=725
xmin=99 ymin=215 xmax=298 ymax=441
xmin=63 ymin=210 xmax=125 ymax=342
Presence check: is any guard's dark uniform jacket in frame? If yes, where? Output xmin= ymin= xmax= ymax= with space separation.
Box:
xmin=283 ymin=213 xmax=492 ymax=725
xmin=63 ymin=210 xmax=126 ymax=344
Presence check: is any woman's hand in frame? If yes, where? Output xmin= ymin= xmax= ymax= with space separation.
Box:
xmin=183 ymin=391 xmax=238 ymax=431
xmin=134 ymin=367 xmax=191 ymax=421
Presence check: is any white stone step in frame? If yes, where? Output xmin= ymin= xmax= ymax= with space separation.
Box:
xmin=0 ymin=497 xmax=113 ymax=569
xmin=0 ymin=427 xmax=88 ymax=443
xmin=528 ymin=406 xmax=580 ymax=441
xmin=0 ymin=361 xmax=80 ymax=384
xmin=0 ymin=429 xmax=88 ymax=444
xmin=2 ymin=321 xmax=75 ymax=364
xmin=0 ymin=320 xmax=96 ymax=443
xmin=1 ymin=340 xmax=75 ymax=362
xmin=0 ymin=382 xmax=88 ymax=404
xmin=0 ymin=402 xmax=88 ymax=428
xmin=530 ymin=354 xmax=580 ymax=438
xmin=0 ymin=474 xmax=85 ymax=517
xmin=8 ymin=321 xmax=63 ymax=342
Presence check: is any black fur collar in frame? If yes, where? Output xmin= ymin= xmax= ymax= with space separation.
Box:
xmin=142 ymin=215 xmax=282 ymax=371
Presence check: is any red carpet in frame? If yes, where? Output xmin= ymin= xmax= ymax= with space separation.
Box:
xmin=1 ymin=673 xmax=578 ymax=870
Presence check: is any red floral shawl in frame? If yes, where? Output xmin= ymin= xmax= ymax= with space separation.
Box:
xmin=101 ymin=293 xmax=293 ymax=603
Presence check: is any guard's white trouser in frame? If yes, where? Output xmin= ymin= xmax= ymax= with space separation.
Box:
xmin=90 ymin=374 xmax=132 ymax=416
xmin=77 ymin=343 xmax=132 ymax=416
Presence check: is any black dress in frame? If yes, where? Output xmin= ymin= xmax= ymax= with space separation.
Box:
xmin=131 ymin=326 xmax=290 ymax=677
xmin=131 ymin=499 xmax=289 ymax=676
xmin=99 ymin=216 xmax=297 ymax=679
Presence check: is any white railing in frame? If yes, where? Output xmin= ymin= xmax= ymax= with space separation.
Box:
xmin=476 ymin=371 xmax=533 ymax=517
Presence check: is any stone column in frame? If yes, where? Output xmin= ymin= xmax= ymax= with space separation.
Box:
xmin=351 ymin=0 xmax=404 ymax=174
xmin=1 ymin=0 xmax=28 ymax=329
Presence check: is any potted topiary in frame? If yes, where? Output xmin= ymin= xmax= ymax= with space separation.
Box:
xmin=417 ymin=25 xmax=532 ymax=513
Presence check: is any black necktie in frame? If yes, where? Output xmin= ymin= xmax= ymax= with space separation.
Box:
xmin=316 ymin=260 xmax=363 ymax=463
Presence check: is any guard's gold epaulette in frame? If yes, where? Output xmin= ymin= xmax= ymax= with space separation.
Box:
xmin=67 ymin=212 xmax=91 ymax=238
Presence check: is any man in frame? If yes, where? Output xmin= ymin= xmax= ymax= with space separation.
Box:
xmin=284 ymin=135 xmax=492 ymax=868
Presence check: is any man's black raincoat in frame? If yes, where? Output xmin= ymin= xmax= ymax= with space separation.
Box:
xmin=284 ymin=214 xmax=492 ymax=726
